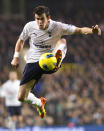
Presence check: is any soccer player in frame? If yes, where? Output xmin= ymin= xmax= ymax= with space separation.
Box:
xmin=11 ymin=6 xmax=101 ymax=119
xmin=1 ymin=71 xmax=23 ymax=130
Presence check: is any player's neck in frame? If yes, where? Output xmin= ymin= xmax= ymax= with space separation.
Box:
xmin=10 ymin=79 xmax=16 ymax=82
xmin=43 ymin=20 xmax=50 ymax=30
xmin=46 ymin=21 xmax=50 ymax=29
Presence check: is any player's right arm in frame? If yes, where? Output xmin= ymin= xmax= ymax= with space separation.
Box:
xmin=11 ymin=22 xmax=29 ymax=67
xmin=11 ymin=38 xmax=24 ymax=67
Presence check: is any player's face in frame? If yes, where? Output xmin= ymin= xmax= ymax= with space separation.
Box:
xmin=35 ymin=13 xmax=50 ymax=30
xmin=9 ymin=72 xmax=17 ymax=81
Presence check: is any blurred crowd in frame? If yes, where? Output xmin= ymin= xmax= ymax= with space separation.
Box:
xmin=0 ymin=0 xmax=104 ymax=127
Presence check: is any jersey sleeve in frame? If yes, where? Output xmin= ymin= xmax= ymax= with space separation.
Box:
xmin=1 ymin=84 xmax=6 ymax=97
xmin=57 ymin=22 xmax=77 ymax=36
xmin=19 ymin=23 xmax=29 ymax=41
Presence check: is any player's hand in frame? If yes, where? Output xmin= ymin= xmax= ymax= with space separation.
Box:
xmin=92 ymin=25 xmax=101 ymax=36
xmin=11 ymin=57 xmax=19 ymax=68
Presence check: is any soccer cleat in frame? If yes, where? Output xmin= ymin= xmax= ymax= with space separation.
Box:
xmin=37 ymin=97 xmax=46 ymax=119
xmin=55 ymin=49 xmax=62 ymax=68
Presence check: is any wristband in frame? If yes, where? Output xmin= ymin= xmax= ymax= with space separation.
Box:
xmin=13 ymin=52 xmax=20 ymax=58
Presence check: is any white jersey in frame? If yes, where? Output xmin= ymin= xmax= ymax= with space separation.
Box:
xmin=19 ymin=19 xmax=76 ymax=63
xmin=1 ymin=80 xmax=21 ymax=106
xmin=0 ymin=86 xmax=2 ymax=97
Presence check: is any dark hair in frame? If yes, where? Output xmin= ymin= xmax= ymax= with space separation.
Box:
xmin=33 ymin=5 xmax=50 ymax=17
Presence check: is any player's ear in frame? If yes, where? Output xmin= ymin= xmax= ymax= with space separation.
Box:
xmin=47 ymin=16 xmax=50 ymax=20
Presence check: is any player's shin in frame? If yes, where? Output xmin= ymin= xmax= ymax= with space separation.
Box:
xmin=24 ymin=93 xmax=46 ymax=118
xmin=57 ymin=43 xmax=67 ymax=62
xmin=53 ymin=43 xmax=67 ymax=68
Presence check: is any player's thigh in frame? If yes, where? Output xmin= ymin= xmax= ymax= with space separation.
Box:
xmin=18 ymin=79 xmax=36 ymax=101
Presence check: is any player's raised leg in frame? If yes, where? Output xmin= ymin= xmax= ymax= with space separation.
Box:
xmin=18 ymin=79 xmax=46 ymax=118
xmin=53 ymin=38 xmax=67 ymax=68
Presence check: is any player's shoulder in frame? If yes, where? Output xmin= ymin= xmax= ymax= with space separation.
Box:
xmin=24 ymin=21 xmax=37 ymax=29
xmin=25 ymin=21 xmax=36 ymax=26
xmin=2 ymin=80 xmax=10 ymax=88
xmin=50 ymin=19 xmax=61 ymax=25
xmin=53 ymin=19 xmax=76 ymax=31
xmin=49 ymin=19 xmax=64 ymax=30
xmin=51 ymin=19 xmax=66 ymax=27
xmin=53 ymin=19 xmax=75 ymax=26
xmin=15 ymin=80 xmax=20 ymax=84
xmin=51 ymin=19 xmax=62 ymax=23
xmin=12 ymin=79 xmax=20 ymax=85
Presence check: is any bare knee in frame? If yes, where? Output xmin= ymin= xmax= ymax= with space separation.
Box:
xmin=18 ymin=94 xmax=25 ymax=102
xmin=60 ymin=38 xmax=66 ymax=43
xmin=57 ymin=38 xmax=66 ymax=45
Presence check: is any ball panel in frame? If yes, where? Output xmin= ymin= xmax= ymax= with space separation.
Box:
xmin=42 ymin=64 xmax=48 ymax=70
xmin=45 ymin=54 xmax=54 ymax=58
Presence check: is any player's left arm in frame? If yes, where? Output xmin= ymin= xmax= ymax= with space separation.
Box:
xmin=75 ymin=25 xmax=101 ymax=35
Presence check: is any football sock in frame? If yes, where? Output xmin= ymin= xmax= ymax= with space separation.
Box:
xmin=8 ymin=117 xmax=16 ymax=131
xmin=55 ymin=43 xmax=67 ymax=62
xmin=25 ymin=93 xmax=42 ymax=107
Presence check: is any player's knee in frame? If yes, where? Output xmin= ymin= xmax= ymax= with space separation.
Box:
xmin=58 ymin=38 xmax=66 ymax=44
xmin=18 ymin=95 xmax=25 ymax=102
xmin=61 ymin=38 xmax=66 ymax=43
